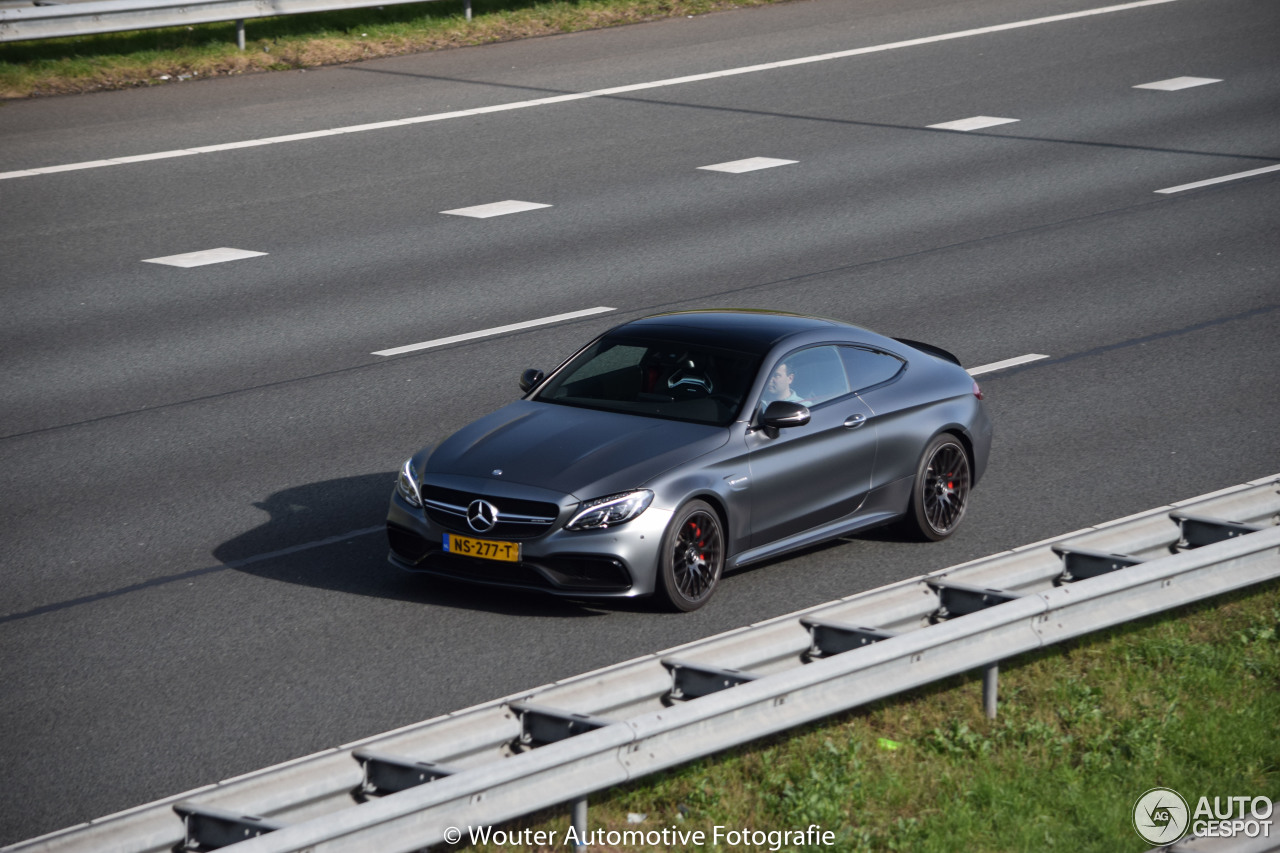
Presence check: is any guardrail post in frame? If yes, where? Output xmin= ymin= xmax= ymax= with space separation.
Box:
xmin=572 ymin=797 xmax=588 ymax=852
xmin=983 ymin=663 xmax=998 ymax=719
xmin=464 ymin=0 xmax=471 ymax=20
xmin=235 ymin=18 xmax=244 ymax=49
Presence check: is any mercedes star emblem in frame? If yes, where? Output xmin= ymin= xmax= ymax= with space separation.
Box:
xmin=466 ymin=500 xmax=499 ymax=533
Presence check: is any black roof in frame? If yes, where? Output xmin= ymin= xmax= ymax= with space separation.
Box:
xmin=611 ymin=310 xmax=847 ymax=354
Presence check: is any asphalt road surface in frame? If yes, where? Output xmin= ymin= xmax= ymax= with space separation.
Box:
xmin=1 ymin=0 xmax=1277 ymax=844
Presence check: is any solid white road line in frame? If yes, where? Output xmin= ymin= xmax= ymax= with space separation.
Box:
xmin=1155 ymin=164 xmax=1280 ymax=194
xmin=1133 ymin=76 xmax=1221 ymax=91
xmin=699 ymin=157 xmax=798 ymax=174
xmin=442 ymin=200 xmax=552 ymax=218
xmin=928 ymin=116 xmax=1020 ymax=132
xmin=966 ymin=353 xmax=1050 ymax=375
xmin=141 ymin=247 xmax=268 ymax=267
xmin=373 ymin=307 xmax=616 ymax=356
xmin=0 ymin=0 xmax=1177 ymax=181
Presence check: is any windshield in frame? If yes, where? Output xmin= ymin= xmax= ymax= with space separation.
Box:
xmin=534 ymin=335 xmax=762 ymax=426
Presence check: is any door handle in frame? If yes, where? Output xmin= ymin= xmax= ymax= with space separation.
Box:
xmin=843 ymin=414 xmax=867 ymax=428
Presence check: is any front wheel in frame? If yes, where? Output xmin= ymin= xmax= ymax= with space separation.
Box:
xmin=657 ymin=500 xmax=725 ymax=612
xmin=907 ymin=434 xmax=972 ymax=541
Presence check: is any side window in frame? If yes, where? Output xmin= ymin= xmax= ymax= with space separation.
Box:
xmin=763 ymin=346 xmax=851 ymax=408
xmin=839 ymin=346 xmax=905 ymax=393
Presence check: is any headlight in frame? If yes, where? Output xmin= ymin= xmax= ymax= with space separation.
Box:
xmin=566 ymin=490 xmax=654 ymax=531
xmin=396 ymin=457 xmax=422 ymax=508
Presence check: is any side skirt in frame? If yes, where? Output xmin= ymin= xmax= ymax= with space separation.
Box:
xmin=728 ymin=476 xmax=915 ymax=569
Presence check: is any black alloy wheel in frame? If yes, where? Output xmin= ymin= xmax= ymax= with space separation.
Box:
xmin=909 ymin=434 xmax=972 ymax=541
xmin=658 ymin=500 xmax=725 ymax=612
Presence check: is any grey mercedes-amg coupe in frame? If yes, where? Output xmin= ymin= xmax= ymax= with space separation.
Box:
xmin=388 ymin=310 xmax=992 ymax=611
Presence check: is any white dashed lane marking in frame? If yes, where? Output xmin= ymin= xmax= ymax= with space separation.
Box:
xmin=699 ymin=157 xmax=798 ymax=174
xmin=966 ymin=354 xmax=1050 ymax=376
xmin=142 ymin=248 xmax=268 ymax=267
xmin=927 ymin=116 xmax=1021 ymax=132
xmin=1155 ymin=164 xmax=1280 ymax=194
xmin=442 ymin=200 xmax=553 ymax=218
xmin=373 ymin=307 xmax=616 ymax=356
xmin=1134 ymin=76 xmax=1222 ymax=91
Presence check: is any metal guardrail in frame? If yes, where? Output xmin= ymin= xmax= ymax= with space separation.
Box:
xmin=6 ymin=474 xmax=1279 ymax=853
xmin=0 ymin=0 xmax=469 ymax=47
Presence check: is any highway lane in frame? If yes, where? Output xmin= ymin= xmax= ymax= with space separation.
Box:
xmin=3 ymin=0 xmax=1277 ymax=437
xmin=2 ymin=0 xmax=1278 ymax=844
xmin=0 ymin=0 xmax=1213 ymax=165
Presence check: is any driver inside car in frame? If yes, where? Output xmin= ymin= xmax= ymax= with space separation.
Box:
xmin=763 ymin=361 xmax=803 ymax=404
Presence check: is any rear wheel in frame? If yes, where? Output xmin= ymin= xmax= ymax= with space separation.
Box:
xmin=907 ymin=434 xmax=971 ymax=541
xmin=657 ymin=500 xmax=724 ymax=612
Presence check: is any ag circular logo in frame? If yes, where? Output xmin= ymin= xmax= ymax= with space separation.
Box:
xmin=1133 ymin=787 xmax=1190 ymax=845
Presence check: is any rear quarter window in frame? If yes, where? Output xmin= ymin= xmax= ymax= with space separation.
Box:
xmin=839 ymin=346 xmax=905 ymax=393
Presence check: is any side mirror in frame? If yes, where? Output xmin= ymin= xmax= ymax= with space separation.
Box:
xmin=758 ymin=400 xmax=810 ymax=437
xmin=519 ymin=368 xmax=545 ymax=394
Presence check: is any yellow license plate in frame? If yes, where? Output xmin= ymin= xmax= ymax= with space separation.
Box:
xmin=444 ymin=533 xmax=521 ymax=562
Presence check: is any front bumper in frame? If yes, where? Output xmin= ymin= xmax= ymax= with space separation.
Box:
xmin=386 ymin=491 xmax=672 ymax=599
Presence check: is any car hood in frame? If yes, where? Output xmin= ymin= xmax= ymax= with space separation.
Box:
xmin=425 ymin=400 xmax=729 ymax=498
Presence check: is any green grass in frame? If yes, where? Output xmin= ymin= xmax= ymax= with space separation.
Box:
xmin=462 ymin=581 xmax=1279 ymax=852
xmin=0 ymin=0 xmax=796 ymax=98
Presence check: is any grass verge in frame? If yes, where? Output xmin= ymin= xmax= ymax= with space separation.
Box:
xmin=0 ymin=0 xmax=795 ymax=99
xmin=460 ymin=580 xmax=1279 ymax=852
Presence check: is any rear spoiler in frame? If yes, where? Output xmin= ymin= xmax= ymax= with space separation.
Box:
xmin=893 ymin=337 xmax=962 ymax=366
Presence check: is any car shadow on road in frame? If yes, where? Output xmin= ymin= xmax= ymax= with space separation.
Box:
xmin=214 ymin=473 xmax=646 ymax=619
xmin=215 ymin=474 xmax=924 ymax=619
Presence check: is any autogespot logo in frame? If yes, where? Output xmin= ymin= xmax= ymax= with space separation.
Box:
xmin=1134 ymin=787 xmax=1190 ymax=845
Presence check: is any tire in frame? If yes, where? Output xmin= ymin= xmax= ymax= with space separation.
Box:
xmin=657 ymin=500 xmax=725 ymax=612
xmin=907 ymin=434 xmax=972 ymax=541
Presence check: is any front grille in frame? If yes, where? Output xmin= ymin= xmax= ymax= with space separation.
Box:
xmin=419 ymin=552 xmax=633 ymax=593
xmin=420 ymin=552 xmax=558 ymax=590
xmin=420 ymin=485 xmax=560 ymax=539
